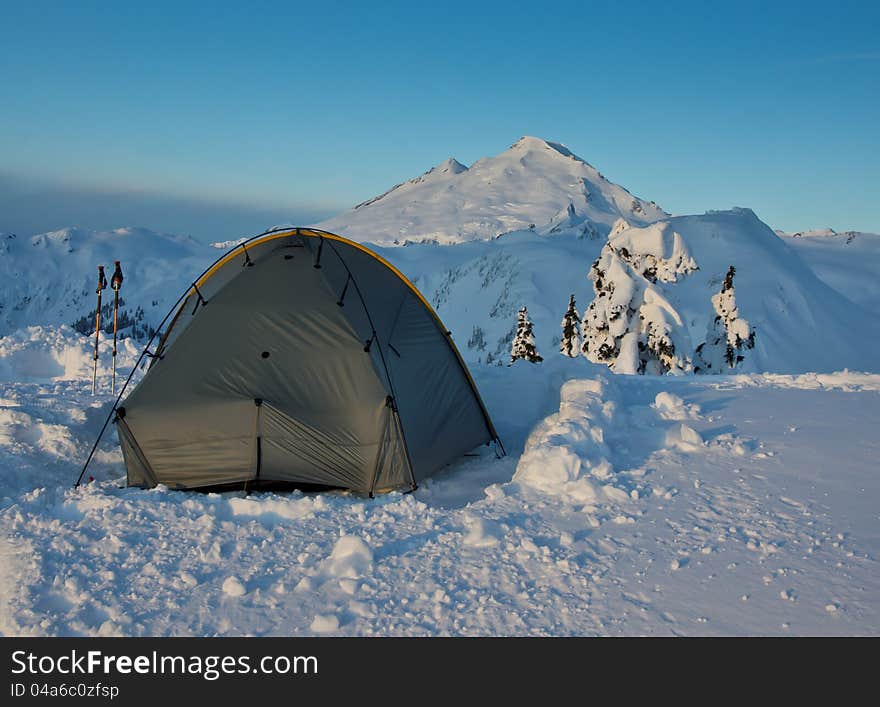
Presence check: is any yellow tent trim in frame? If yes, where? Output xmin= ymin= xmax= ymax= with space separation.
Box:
xmin=193 ymin=228 xmax=439 ymax=324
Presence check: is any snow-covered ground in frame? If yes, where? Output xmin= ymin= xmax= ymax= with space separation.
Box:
xmin=0 ymin=334 xmax=876 ymax=636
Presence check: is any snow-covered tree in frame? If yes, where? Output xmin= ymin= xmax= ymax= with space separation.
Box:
xmin=580 ymin=228 xmax=697 ymax=374
xmin=560 ymin=294 xmax=580 ymax=357
xmin=510 ymin=306 xmax=543 ymax=364
xmin=694 ymin=265 xmax=756 ymax=373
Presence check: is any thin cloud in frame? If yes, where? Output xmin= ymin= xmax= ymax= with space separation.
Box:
xmin=0 ymin=173 xmax=343 ymax=242
xmin=792 ymin=50 xmax=880 ymax=66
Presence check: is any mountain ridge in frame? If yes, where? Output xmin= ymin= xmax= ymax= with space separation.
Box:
xmin=2 ymin=205 xmax=879 ymax=375
xmin=318 ymin=136 xmax=667 ymax=244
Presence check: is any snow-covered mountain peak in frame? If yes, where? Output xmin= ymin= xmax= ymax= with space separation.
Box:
xmin=318 ymin=137 xmax=668 ymax=244
xmin=407 ymin=157 xmax=469 ymax=184
xmin=508 ymin=135 xmax=577 ymax=158
xmin=490 ymin=136 xmax=600 ymax=176
xmin=31 ymin=226 xmax=82 ymax=248
xmin=350 ymin=156 xmax=468 ymax=212
xmin=431 ymin=157 xmax=468 ymax=175
xmin=711 ymin=206 xmax=760 ymax=222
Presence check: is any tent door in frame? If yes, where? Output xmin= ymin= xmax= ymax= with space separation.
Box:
xmin=369 ymin=398 xmax=415 ymax=495
xmin=253 ymin=398 xmax=263 ymax=482
xmin=117 ymin=415 xmax=158 ymax=488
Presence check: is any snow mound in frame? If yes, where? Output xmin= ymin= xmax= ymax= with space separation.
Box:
xmin=221 ymin=576 xmax=247 ymax=597
xmin=665 ymin=423 xmax=705 ymax=452
xmin=226 ymin=494 xmax=324 ymax=524
xmin=309 ymin=614 xmax=339 ymax=633
xmin=0 ymin=407 xmax=79 ymax=460
xmin=462 ymin=515 xmax=503 ymax=548
xmin=726 ymin=371 xmax=880 ymax=391
xmin=321 ymin=535 xmax=373 ymax=579
xmin=513 ymin=377 xmax=628 ymax=507
xmin=0 ymin=325 xmax=140 ymax=383
xmin=652 ymin=391 xmax=701 ymax=420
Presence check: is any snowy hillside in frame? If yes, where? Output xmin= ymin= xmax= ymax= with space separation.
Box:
xmin=777 ymin=229 xmax=880 ymax=310
xmin=317 ymin=137 xmax=667 ymax=244
xmin=381 ymin=209 xmax=880 ymax=374
xmin=0 ymin=227 xmax=211 ymax=339
xmin=2 ymin=208 xmax=878 ymax=377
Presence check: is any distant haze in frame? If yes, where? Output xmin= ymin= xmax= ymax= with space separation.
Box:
xmin=0 ymin=174 xmax=340 ymax=243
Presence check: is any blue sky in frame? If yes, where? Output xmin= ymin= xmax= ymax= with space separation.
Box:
xmin=1 ymin=0 xmax=878 ymax=240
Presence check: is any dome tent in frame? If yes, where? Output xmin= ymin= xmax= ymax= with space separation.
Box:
xmin=115 ymin=228 xmax=501 ymax=495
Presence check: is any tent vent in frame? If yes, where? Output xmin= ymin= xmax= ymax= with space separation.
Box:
xmin=191 ymin=283 xmax=208 ymax=314
xmin=337 ymin=274 xmax=351 ymax=307
xmin=240 ymin=243 xmax=254 ymax=267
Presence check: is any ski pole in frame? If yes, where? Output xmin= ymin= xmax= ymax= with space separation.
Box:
xmin=91 ymin=265 xmax=108 ymax=395
xmin=110 ymin=261 xmax=124 ymax=394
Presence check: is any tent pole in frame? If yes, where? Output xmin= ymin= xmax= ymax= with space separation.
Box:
xmin=324 ymin=240 xmax=419 ymax=492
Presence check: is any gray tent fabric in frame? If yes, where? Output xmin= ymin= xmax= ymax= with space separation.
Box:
xmin=117 ymin=228 xmax=500 ymax=494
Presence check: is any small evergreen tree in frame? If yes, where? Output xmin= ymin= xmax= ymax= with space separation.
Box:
xmin=510 ymin=306 xmax=543 ymax=364
xmin=467 ymin=325 xmax=486 ymax=351
xmin=560 ymin=294 xmax=580 ymax=357
xmin=694 ymin=265 xmax=756 ymax=373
